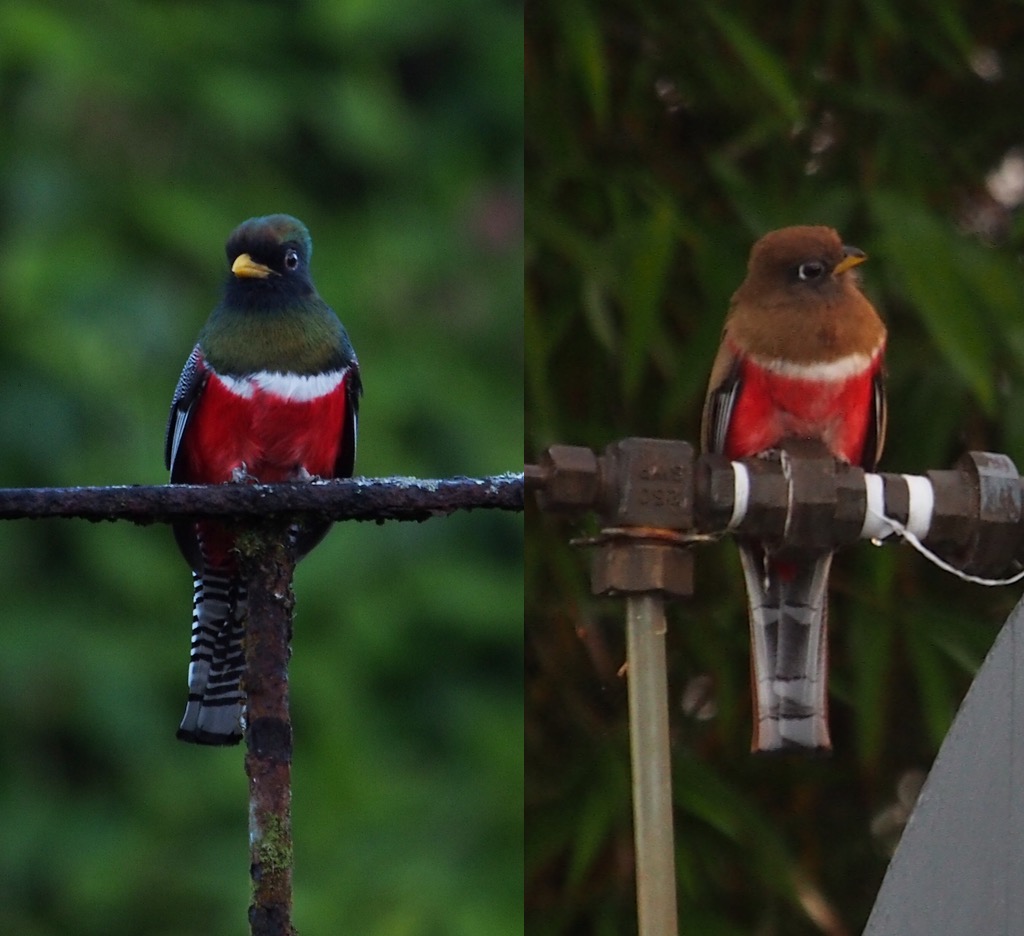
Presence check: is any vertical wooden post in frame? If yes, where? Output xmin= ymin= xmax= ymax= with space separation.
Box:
xmin=238 ymin=523 xmax=298 ymax=936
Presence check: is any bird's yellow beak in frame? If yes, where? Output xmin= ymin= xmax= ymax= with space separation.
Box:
xmin=833 ymin=247 xmax=867 ymax=276
xmin=231 ymin=253 xmax=275 ymax=279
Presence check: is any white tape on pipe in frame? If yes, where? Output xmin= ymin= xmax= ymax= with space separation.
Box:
xmin=860 ymin=473 xmax=893 ymax=540
xmin=729 ymin=461 xmax=750 ymax=531
xmin=902 ymin=473 xmax=934 ymax=540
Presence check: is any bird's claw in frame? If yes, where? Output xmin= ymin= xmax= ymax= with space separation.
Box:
xmin=230 ymin=464 xmax=258 ymax=483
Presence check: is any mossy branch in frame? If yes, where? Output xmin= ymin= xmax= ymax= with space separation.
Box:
xmin=240 ymin=522 xmax=298 ymax=936
xmin=0 ymin=473 xmax=524 ymax=523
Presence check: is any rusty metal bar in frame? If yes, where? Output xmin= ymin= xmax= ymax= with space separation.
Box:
xmin=0 ymin=473 xmax=524 ymax=524
xmin=237 ymin=523 xmax=298 ymax=936
xmin=528 ymin=441 xmax=1024 ymax=576
xmin=0 ymin=471 xmax=523 ymax=936
xmin=527 ymin=438 xmax=1024 ymax=935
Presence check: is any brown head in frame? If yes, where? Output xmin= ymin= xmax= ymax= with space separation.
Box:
xmin=725 ymin=225 xmax=885 ymax=364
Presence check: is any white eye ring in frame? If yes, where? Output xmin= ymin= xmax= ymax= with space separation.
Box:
xmin=797 ymin=260 xmax=826 ymax=281
xmin=284 ymin=249 xmax=300 ymax=271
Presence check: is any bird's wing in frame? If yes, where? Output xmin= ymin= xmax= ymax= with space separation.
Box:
xmin=861 ymin=364 xmax=887 ymax=471
xmin=701 ymin=337 xmax=743 ymax=455
xmin=165 ymin=345 xmax=209 ymax=481
xmin=332 ymin=363 xmax=362 ymax=478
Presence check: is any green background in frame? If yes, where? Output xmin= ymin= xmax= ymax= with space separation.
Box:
xmin=0 ymin=3 xmax=522 ymax=935
xmin=527 ymin=3 xmax=1024 ymax=934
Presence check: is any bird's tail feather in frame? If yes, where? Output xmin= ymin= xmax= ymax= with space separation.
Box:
xmin=739 ymin=546 xmax=832 ymax=753
xmin=177 ymin=570 xmax=247 ymax=745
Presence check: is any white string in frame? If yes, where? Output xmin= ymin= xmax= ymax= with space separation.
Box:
xmin=867 ymin=508 xmax=1024 ymax=587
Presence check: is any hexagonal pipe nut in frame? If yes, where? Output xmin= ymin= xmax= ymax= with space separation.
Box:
xmin=590 ymin=541 xmax=694 ymax=598
xmin=534 ymin=444 xmax=602 ymax=512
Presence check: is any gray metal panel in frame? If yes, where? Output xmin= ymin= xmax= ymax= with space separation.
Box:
xmin=865 ymin=597 xmax=1024 ymax=935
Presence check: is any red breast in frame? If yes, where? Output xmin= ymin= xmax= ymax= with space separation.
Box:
xmin=182 ymin=368 xmax=351 ymax=484
xmin=724 ymin=354 xmax=881 ymax=463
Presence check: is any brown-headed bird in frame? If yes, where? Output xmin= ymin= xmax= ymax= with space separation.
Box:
xmin=701 ymin=225 xmax=886 ymax=752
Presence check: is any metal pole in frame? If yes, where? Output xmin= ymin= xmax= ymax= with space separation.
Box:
xmin=626 ymin=593 xmax=679 ymax=936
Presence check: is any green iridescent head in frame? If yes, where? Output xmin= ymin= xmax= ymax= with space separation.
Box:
xmin=201 ymin=214 xmax=356 ymax=376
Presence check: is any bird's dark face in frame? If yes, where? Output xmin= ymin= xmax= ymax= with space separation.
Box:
xmin=223 ymin=214 xmax=316 ymax=307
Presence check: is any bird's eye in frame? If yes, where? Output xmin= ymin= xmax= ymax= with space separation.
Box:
xmin=797 ymin=260 xmax=826 ymax=281
xmin=284 ymin=248 xmax=300 ymax=271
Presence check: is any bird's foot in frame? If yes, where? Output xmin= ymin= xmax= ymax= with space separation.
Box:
xmin=290 ymin=466 xmax=328 ymax=482
xmin=230 ymin=464 xmax=258 ymax=483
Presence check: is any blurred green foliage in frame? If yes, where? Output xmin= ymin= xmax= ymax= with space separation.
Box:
xmin=0 ymin=2 xmax=522 ymax=935
xmin=527 ymin=3 xmax=1024 ymax=933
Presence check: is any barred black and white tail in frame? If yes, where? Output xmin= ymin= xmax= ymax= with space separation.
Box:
xmin=177 ymin=570 xmax=247 ymax=745
xmin=739 ymin=546 xmax=833 ymax=753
